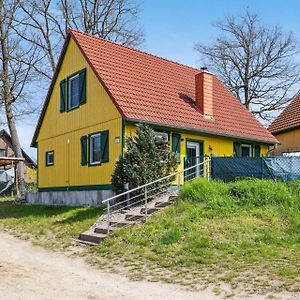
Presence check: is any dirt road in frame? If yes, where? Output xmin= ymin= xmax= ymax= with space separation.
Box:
xmin=0 ymin=231 xmax=217 ymax=300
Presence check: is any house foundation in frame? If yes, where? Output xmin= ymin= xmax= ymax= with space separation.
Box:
xmin=26 ymin=190 xmax=115 ymax=206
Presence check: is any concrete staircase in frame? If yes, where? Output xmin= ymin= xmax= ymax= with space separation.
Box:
xmin=77 ymin=193 xmax=178 ymax=245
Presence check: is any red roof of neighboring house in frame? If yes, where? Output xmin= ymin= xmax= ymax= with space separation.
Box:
xmin=31 ymin=30 xmax=278 ymax=146
xmin=268 ymin=94 xmax=300 ymax=134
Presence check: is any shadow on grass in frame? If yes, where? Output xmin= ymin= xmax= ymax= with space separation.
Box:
xmin=54 ymin=206 xmax=103 ymax=225
xmin=0 ymin=203 xmax=83 ymax=220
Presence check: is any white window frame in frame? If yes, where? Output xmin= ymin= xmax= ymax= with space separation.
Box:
xmin=241 ymin=144 xmax=252 ymax=157
xmin=68 ymin=73 xmax=80 ymax=110
xmin=89 ymin=133 xmax=101 ymax=165
xmin=46 ymin=151 xmax=54 ymax=166
xmin=154 ymin=131 xmax=169 ymax=142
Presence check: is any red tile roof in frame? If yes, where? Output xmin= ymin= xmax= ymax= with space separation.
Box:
xmin=268 ymin=94 xmax=300 ymax=134
xmin=32 ymin=30 xmax=278 ymax=146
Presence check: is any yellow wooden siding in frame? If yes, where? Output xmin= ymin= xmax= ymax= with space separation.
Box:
xmin=273 ymin=128 xmax=300 ymax=154
xmin=25 ymin=167 xmax=37 ymax=183
xmin=125 ymin=124 xmax=269 ymax=175
xmin=38 ymin=119 xmax=122 ymax=188
xmin=37 ymin=37 xmax=122 ymax=188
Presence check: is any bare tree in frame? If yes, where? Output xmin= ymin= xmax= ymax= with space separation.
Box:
xmin=15 ymin=0 xmax=144 ymax=79
xmin=0 ymin=0 xmax=38 ymax=195
xmin=195 ymin=11 xmax=300 ymax=122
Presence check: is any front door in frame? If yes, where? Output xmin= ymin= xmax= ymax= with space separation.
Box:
xmin=185 ymin=141 xmax=204 ymax=181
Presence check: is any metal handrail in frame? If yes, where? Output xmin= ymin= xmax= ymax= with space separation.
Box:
xmin=102 ymin=158 xmax=210 ymax=204
xmin=100 ymin=157 xmax=211 ymax=235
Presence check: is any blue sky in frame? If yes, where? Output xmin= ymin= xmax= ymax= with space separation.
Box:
xmin=141 ymin=0 xmax=300 ymax=68
xmin=21 ymin=0 xmax=300 ymax=158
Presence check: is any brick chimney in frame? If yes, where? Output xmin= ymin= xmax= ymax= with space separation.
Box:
xmin=195 ymin=69 xmax=214 ymax=118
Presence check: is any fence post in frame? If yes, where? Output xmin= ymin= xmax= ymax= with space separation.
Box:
xmin=145 ymin=186 xmax=148 ymax=220
xmin=208 ymin=157 xmax=211 ymax=180
xmin=107 ymin=200 xmax=110 ymax=235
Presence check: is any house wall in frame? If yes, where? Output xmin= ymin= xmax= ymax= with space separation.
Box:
xmin=37 ymin=38 xmax=122 ymax=190
xmin=0 ymin=136 xmax=37 ymax=183
xmin=271 ymin=127 xmax=300 ymax=155
xmin=125 ymin=123 xmax=269 ymax=175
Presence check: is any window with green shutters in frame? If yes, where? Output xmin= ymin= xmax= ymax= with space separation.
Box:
xmin=172 ymin=133 xmax=181 ymax=157
xmin=82 ymin=130 xmax=109 ymax=166
xmin=60 ymin=79 xmax=66 ymax=112
xmin=254 ymin=145 xmax=261 ymax=157
xmin=234 ymin=142 xmax=260 ymax=157
xmin=60 ymin=68 xmax=86 ymax=112
xmin=100 ymin=131 xmax=109 ymax=163
xmin=233 ymin=142 xmax=241 ymax=157
xmin=80 ymin=136 xmax=87 ymax=165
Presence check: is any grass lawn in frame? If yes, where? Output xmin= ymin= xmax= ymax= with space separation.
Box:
xmin=1 ymin=179 xmax=300 ymax=296
xmin=0 ymin=199 xmax=103 ymax=249
xmin=93 ymin=179 xmax=300 ymax=294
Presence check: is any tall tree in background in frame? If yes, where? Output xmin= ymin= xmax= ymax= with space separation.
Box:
xmin=0 ymin=0 xmax=38 ymax=194
xmin=16 ymin=0 xmax=144 ymax=79
xmin=195 ymin=11 xmax=300 ymax=122
xmin=0 ymin=0 xmax=144 ymax=195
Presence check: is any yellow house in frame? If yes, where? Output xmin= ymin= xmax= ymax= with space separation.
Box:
xmin=30 ymin=30 xmax=277 ymax=202
xmin=268 ymin=94 xmax=300 ymax=156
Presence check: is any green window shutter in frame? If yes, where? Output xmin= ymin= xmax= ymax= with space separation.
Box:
xmin=60 ymin=79 xmax=66 ymax=112
xmin=233 ymin=142 xmax=241 ymax=157
xmin=172 ymin=133 xmax=181 ymax=155
xmin=100 ymin=131 xmax=109 ymax=163
xmin=254 ymin=145 xmax=261 ymax=157
xmin=79 ymin=69 xmax=86 ymax=105
xmin=80 ymin=136 xmax=87 ymax=165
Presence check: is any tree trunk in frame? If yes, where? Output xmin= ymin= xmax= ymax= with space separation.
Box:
xmin=5 ymin=103 xmax=26 ymax=195
xmin=0 ymin=3 xmax=26 ymax=195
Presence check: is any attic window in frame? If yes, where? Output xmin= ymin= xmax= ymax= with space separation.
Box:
xmin=68 ymin=74 xmax=80 ymax=109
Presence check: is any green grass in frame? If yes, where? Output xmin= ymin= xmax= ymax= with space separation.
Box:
xmin=94 ymin=178 xmax=300 ymax=292
xmin=1 ymin=179 xmax=300 ymax=294
xmin=0 ymin=200 xmax=103 ymax=249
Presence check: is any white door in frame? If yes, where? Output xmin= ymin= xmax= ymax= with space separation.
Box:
xmin=186 ymin=142 xmax=201 ymax=179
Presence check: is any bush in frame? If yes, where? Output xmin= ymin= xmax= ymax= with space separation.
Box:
xmin=111 ymin=123 xmax=179 ymax=193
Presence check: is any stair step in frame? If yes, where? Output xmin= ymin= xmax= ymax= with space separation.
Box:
xmin=79 ymin=231 xmax=107 ymax=244
xmin=155 ymin=201 xmax=172 ymax=208
xmin=73 ymin=239 xmax=99 ymax=246
xmin=169 ymin=195 xmax=178 ymax=202
xmin=94 ymin=226 xmax=114 ymax=234
xmin=140 ymin=207 xmax=161 ymax=214
xmin=125 ymin=213 xmax=146 ymax=221
xmin=109 ymin=221 xmax=135 ymax=228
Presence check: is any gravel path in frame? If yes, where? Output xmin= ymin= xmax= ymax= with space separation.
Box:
xmin=0 ymin=231 xmax=216 ymax=300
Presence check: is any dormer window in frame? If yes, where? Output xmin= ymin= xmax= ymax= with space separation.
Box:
xmin=69 ymin=74 xmax=80 ymax=109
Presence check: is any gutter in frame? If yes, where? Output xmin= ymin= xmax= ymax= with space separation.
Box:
xmin=125 ymin=118 xmax=279 ymax=145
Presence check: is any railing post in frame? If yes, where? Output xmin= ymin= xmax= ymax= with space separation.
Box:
xmin=145 ymin=186 xmax=148 ymax=220
xmin=107 ymin=200 xmax=110 ymax=235
xmin=177 ymin=168 xmax=181 ymax=192
xmin=208 ymin=157 xmax=211 ymax=180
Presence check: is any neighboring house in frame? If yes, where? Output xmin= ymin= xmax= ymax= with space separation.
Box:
xmin=30 ymin=30 xmax=277 ymax=200
xmin=268 ymin=94 xmax=300 ymax=156
xmin=0 ymin=130 xmax=37 ymax=183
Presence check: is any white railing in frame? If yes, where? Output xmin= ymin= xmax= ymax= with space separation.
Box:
xmin=101 ymin=157 xmax=211 ymax=234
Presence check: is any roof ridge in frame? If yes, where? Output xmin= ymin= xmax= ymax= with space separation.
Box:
xmin=69 ymin=29 xmax=203 ymax=73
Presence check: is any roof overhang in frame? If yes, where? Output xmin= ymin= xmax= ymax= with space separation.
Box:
xmin=125 ymin=118 xmax=279 ymax=145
